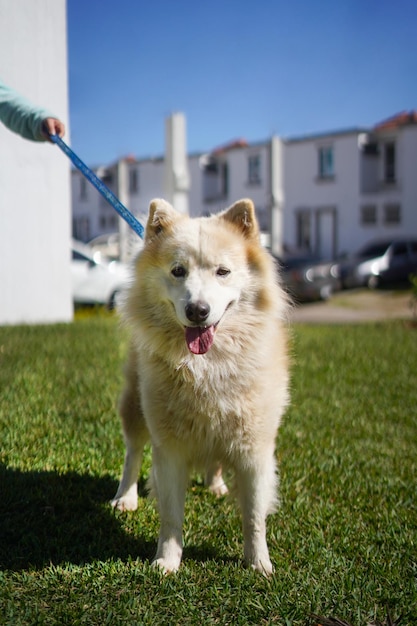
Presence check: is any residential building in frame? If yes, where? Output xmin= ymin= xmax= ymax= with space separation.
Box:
xmin=285 ymin=111 xmax=417 ymax=258
xmin=358 ymin=112 xmax=417 ymax=248
xmin=71 ymin=111 xmax=417 ymax=261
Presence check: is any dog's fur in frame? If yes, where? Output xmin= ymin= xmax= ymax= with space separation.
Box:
xmin=111 ymin=198 xmax=290 ymax=575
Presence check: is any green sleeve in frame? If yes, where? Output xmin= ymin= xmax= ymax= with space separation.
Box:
xmin=0 ymin=79 xmax=55 ymax=142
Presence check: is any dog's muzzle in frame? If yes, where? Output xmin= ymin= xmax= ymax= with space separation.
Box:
xmin=185 ymin=301 xmax=210 ymax=324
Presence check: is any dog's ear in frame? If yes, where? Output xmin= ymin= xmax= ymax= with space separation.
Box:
xmin=146 ymin=198 xmax=178 ymax=240
xmin=219 ymin=199 xmax=259 ymax=240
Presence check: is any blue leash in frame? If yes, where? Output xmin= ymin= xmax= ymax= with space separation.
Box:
xmin=50 ymin=134 xmax=145 ymax=239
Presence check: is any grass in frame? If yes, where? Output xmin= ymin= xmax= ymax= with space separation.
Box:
xmin=0 ymin=316 xmax=416 ymax=625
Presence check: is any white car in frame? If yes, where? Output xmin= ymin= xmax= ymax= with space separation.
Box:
xmin=71 ymin=239 xmax=130 ymax=308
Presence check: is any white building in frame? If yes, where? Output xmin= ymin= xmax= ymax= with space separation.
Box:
xmin=72 ymin=111 xmax=417 ymax=260
xmin=284 ymin=112 xmax=417 ymax=258
xmin=71 ymin=154 xmax=164 ymax=245
xmin=0 ymin=0 xmax=72 ymax=325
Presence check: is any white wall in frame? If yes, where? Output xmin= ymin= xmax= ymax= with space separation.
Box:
xmin=129 ymin=158 xmax=165 ymax=222
xmin=284 ymin=132 xmax=362 ymax=256
xmin=197 ymin=144 xmax=272 ymax=227
xmin=399 ymin=125 xmax=417 ymax=235
xmin=0 ymin=0 xmax=72 ymax=324
xmin=356 ymin=125 xmax=417 ymax=249
xmin=188 ymin=154 xmax=204 ymax=217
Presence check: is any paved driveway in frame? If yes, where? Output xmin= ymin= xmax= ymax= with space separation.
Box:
xmin=290 ymin=289 xmax=414 ymax=324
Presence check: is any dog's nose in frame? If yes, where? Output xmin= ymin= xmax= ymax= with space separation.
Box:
xmin=185 ymin=301 xmax=210 ymax=324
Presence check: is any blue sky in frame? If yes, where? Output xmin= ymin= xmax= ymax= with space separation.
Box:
xmin=67 ymin=0 xmax=417 ymax=165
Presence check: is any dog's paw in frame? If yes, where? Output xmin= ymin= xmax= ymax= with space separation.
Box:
xmin=206 ymin=469 xmax=229 ymax=497
xmin=249 ymin=558 xmax=274 ymax=577
xmin=110 ymin=494 xmax=138 ymax=512
xmin=151 ymin=557 xmax=180 ymax=575
xmin=208 ymin=480 xmax=229 ymax=497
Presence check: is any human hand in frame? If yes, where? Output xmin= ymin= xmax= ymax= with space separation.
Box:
xmin=41 ymin=117 xmax=66 ymax=141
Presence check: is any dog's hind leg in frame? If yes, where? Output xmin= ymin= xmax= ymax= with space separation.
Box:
xmin=236 ymin=447 xmax=278 ymax=576
xmin=205 ymin=463 xmax=228 ymax=496
xmin=111 ymin=350 xmax=149 ymax=512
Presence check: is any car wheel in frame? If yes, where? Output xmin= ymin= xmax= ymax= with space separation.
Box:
xmin=367 ymin=275 xmax=379 ymax=289
xmin=319 ymin=284 xmax=333 ymax=300
xmin=107 ymin=290 xmax=120 ymax=311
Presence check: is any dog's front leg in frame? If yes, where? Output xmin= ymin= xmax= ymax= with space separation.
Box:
xmin=237 ymin=451 xmax=278 ymax=576
xmin=151 ymin=446 xmax=188 ymax=574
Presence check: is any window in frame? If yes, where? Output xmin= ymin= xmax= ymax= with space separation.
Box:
xmin=72 ymin=216 xmax=90 ymax=241
xmin=296 ymin=210 xmax=312 ymax=250
xmin=101 ymin=172 xmax=113 ymax=185
xmin=201 ymin=156 xmax=228 ymax=201
xmin=79 ymin=177 xmax=88 ymax=201
xmin=99 ymin=214 xmax=118 ymax=230
xmin=256 ymin=206 xmax=269 ymax=231
xmin=384 ymin=203 xmax=401 ymax=225
xmin=360 ymin=204 xmax=377 ymax=225
xmin=384 ymin=142 xmax=396 ymax=183
xmin=221 ymin=162 xmax=229 ymax=198
xmin=248 ymin=154 xmax=261 ymax=185
xmin=318 ymin=146 xmax=334 ymax=179
xmin=129 ymin=168 xmax=139 ymax=194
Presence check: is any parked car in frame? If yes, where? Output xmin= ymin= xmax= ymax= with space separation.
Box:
xmin=276 ymin=254 xmax=341 ymax=302
xmin=340 ymin=238 xmax=417 ymax=289
xmin=71 ymin=239 xmax=130 ymax=308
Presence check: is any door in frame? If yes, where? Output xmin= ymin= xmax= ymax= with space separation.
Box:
xmin=315 ymin=207 xmax=337 ymax=259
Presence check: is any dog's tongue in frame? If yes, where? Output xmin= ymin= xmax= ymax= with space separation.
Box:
xmin=185 ymin=325 xmax=215 ymax=354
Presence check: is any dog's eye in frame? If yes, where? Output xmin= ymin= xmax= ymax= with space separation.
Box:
xmin=171 ymin=265 xmax=187 ymax=278
xmin=216 ymin=267 xmax=230 ymax=277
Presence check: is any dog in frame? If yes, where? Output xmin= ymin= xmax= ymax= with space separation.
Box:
xmin=111 ymin=198 xmax=290 ymax=575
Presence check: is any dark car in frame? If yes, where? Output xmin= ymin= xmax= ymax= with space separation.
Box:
xmin=276 ymin=254 xmax=341 ymax=302
xmin=340 ymin=238 xmax=417 ymax=289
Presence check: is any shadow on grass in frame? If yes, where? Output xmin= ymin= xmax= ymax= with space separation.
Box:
xmin=0 ymin=465 xmax=155 ymax=571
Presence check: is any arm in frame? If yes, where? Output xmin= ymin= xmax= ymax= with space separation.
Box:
xmin=0 ymin=79 xmax=65 ymax=142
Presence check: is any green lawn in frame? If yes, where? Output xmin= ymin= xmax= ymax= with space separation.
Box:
xmin=0 ymin=317 xmax=415 ymax=625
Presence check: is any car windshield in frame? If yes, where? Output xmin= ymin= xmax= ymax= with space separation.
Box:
xmin=356 ymin=242 xmax=390 ymax=259
xmin=72 ymin=250 xmax=94 ymax=263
